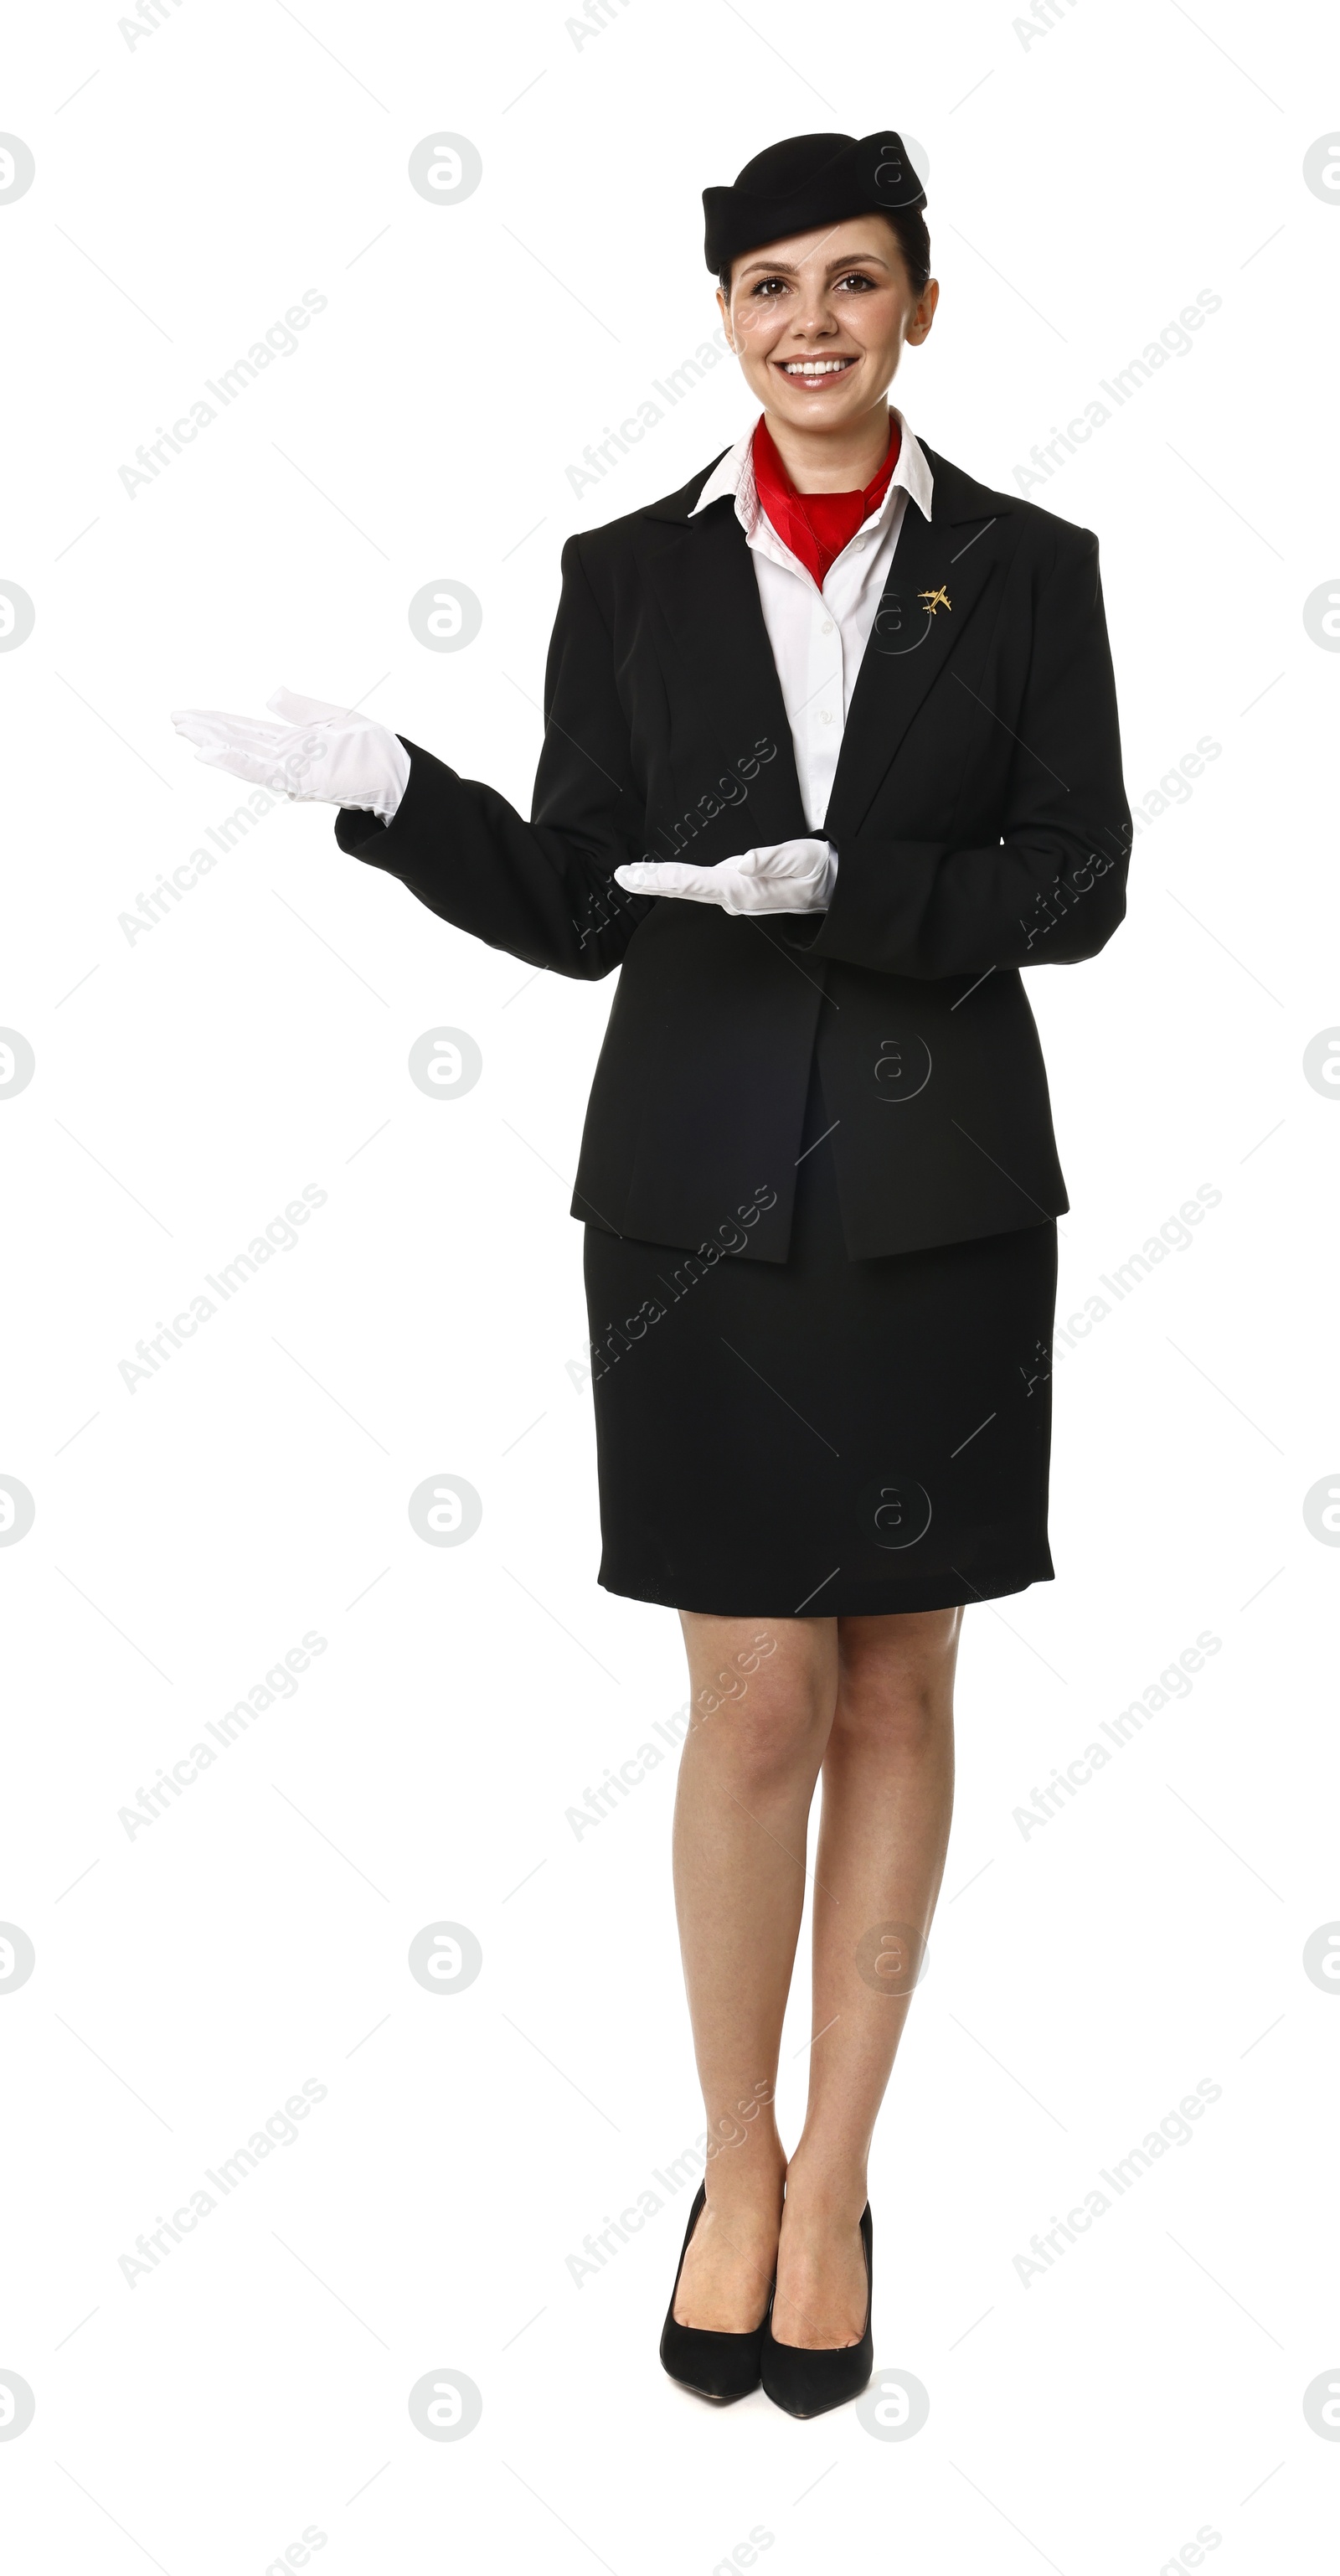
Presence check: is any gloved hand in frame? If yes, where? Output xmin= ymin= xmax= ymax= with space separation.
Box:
xmin=170 ymin=688 xmax=411 ymax=823
xmin=614 ymin=839 xmax=836 ymax=916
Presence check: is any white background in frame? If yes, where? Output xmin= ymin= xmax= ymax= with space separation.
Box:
xmin=2 ymin=2 xmax=1337 ymax=2569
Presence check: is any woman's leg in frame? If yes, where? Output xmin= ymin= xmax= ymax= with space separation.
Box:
xmin=771 ymin=1605 xmax=961 ymax=2347
xmin=671 ymin=1609 xmax=839 ymax=2331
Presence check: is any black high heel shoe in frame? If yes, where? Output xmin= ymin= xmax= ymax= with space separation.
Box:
xmin=760 ymin=2204 xmax=874 ymax=2419
xmin=659 ymin=2182 xmax=773 ymax=2403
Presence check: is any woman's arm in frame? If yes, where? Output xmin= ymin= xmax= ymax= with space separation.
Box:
xmin=335 ymin=536 xmax=652 ymax=981
xmin=792 ymin=528 xmax=1131 ymax=978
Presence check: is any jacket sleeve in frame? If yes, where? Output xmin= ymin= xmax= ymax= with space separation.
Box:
xmin=794 ymin=529 xmax=1131 ymax=978
xmin=332 ymin=536 xmax=652 ymax=979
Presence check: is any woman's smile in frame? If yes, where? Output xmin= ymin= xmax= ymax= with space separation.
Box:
xmin=773 ymin=353 xmax=860 ymax=390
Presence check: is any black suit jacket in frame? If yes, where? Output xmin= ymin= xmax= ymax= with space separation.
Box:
xmin=336 ymin=443 xmax=1131 ymax=1262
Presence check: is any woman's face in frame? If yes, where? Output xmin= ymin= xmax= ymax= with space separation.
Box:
xmin=718 ymin=214 xmax=937 ymax=433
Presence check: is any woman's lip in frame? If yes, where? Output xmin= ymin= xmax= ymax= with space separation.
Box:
xmin=772 ymin=356 xmax=859 ymax=389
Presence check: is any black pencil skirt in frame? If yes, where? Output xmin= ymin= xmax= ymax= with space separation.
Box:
xmin=583 ymin=1050 xmax=1058 ymax=1618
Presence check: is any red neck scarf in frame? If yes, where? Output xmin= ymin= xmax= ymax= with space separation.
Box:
xmin=750 ymin=411 xmax=901 ymax=591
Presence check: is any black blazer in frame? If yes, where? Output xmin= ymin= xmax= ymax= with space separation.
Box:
xmin=336 ymin=443 xmax=1131 ymax=1262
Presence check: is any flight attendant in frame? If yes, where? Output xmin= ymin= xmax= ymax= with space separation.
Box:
xmin=174 ymin=129 xmax=1131 ymax=2418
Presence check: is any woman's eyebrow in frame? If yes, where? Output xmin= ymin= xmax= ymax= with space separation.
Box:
xmin=738 ymin=253 xmax=892 ymax=280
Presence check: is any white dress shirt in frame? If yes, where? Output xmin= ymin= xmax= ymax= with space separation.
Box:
xmin=688 ymin=407 xmax=934 ymax=834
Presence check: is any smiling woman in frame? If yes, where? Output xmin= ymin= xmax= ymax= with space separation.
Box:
xmin=171 ymin=124 xmax=1131 ymax=2428
xmin=718 ymin=188 xmax=934 ymax=484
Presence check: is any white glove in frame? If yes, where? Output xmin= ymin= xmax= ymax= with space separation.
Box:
xmin=614 ymin=839 xmax=836 ymax=916
xmin=170 ymin=688 xmax=411 ymax=823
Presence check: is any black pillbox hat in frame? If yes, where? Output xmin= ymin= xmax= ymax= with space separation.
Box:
xmin=704 ymin=130 xmax=927 ymax=276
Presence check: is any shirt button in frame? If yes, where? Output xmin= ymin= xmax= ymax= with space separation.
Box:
xmin=819 ymin=709 xmax=835 ymax=725
xmin=821 ymin=617 xmax=834 ymax=634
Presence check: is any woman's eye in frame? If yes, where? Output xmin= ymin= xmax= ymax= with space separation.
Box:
xmin=835 ymin=272 xmax=875 ymax=291
xmin=751 ymin=277 xmax=787 ymax=297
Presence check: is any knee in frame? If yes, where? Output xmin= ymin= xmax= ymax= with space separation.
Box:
xmin=697 ymin=1677 xmax=832 ymax=1792
xmin=831 ymin=1670 xmax=949 ymax=1757
xmin=832 ymin=1611 xmax=959 ymax=1754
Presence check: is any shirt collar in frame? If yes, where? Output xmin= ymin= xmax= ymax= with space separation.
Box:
xmin=689 ymin=407 xmax=933 ymax=534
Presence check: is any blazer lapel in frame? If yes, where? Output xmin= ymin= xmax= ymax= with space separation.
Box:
xmin=642 ymin=501 xmax=811 ymax=847
xmin=825 ymin=458 xmax=1018 ymax=839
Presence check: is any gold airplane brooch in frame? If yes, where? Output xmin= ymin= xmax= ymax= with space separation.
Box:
xmin=918 ymin=586 xmax=951 ymax=615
